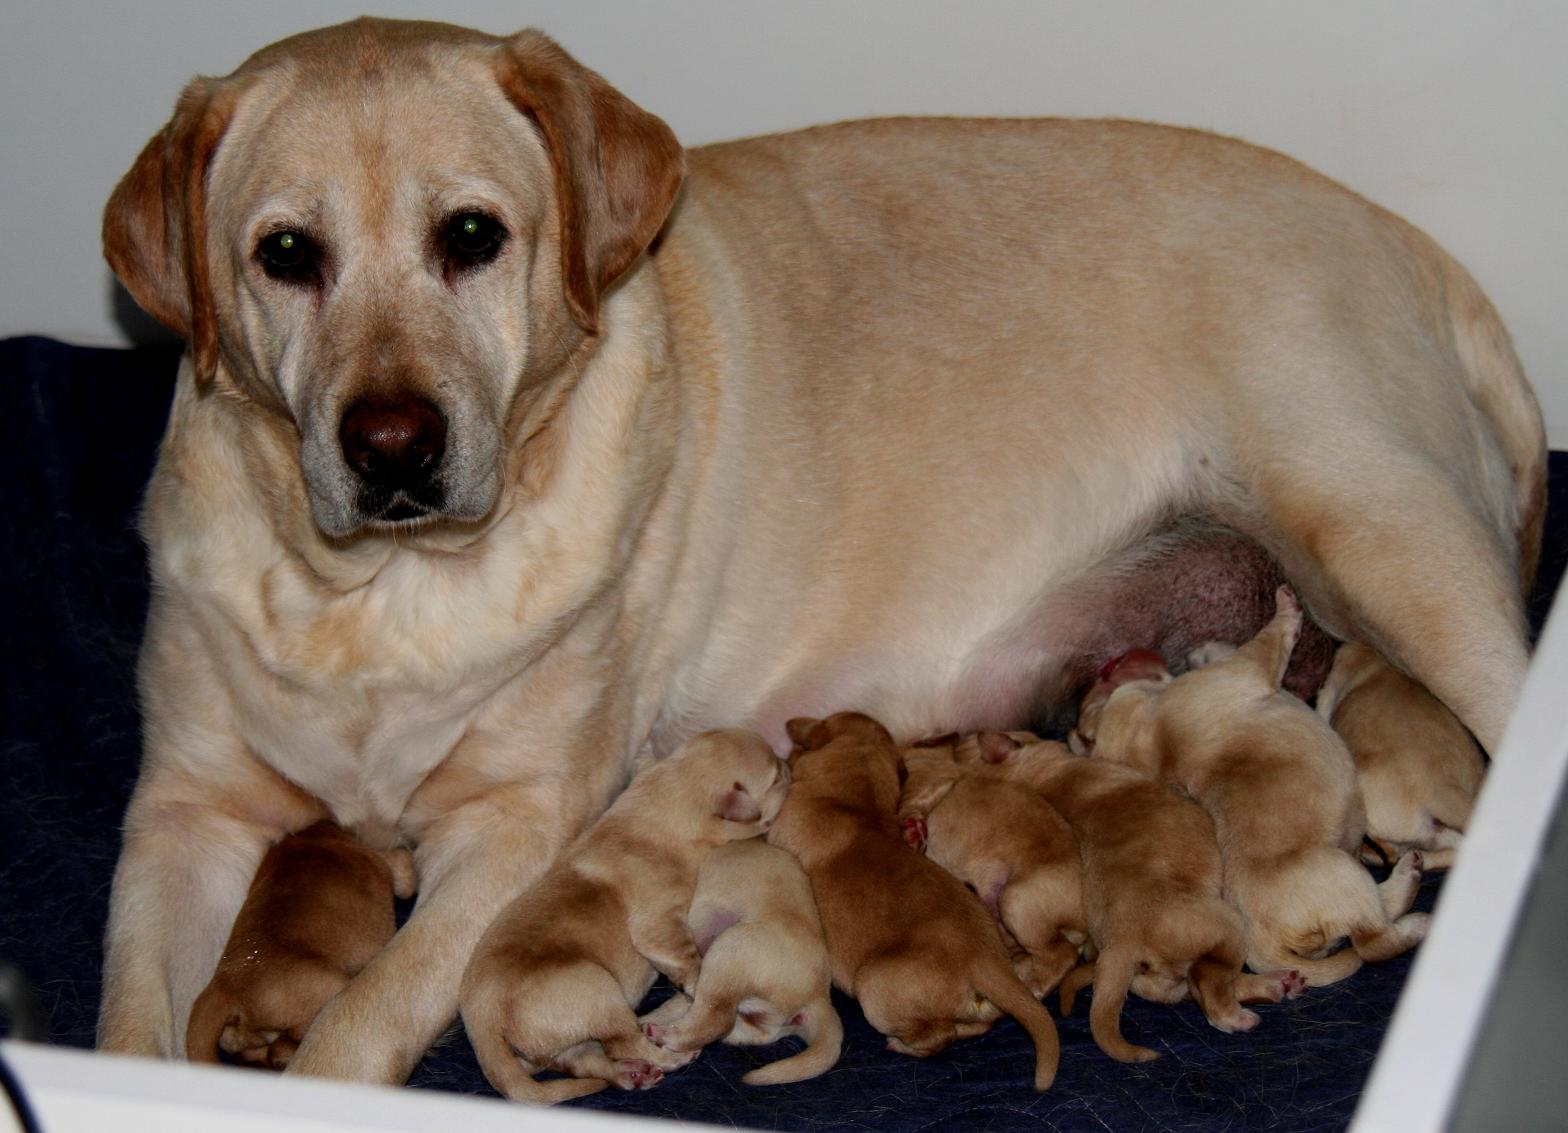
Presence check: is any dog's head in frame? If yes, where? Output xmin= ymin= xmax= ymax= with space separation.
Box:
xmin=660 ymin=728 xmax=792 ymax=842
xmin=1069 ymin=649 xmax=1172 ymax=752
xmin=105 ymin=19 xmax=684 ymax=538
xmin=782 ymin=712 xmax=904 ymax=814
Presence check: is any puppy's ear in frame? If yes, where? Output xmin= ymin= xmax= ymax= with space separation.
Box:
xmin=786 ymin=717 xmax=830 ymax=751
xmin=495 ymin=30 xmax=685 ymax=334
xmin=716 ymin=780 xmax=762 ymax=823
xmin=103 ymin=76 xmax=241 ymax=388
xmin=977 ymin=731 xmax=1021 ymax=764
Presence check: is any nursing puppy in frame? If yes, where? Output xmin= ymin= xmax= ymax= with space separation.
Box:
xmin=1317 ymin=643 xmax=1485 ymax=869
xmin=957 ymin=733 xmax=1294 ymax=1062
xmin=460 ymin=730 xmax=788 ymax=1103
xmin=1080 ymin=588 xmax=1430 ymax=985
xmin=898 ymin=742 xmax=1086 ymax=998
xmin=186 ymin=821 xmax=416 ymax=1069
xmin=767 ymin=713 xmax=1059 ymax=1090
xmin=639 ymin=838 xmax=842 ymax=1085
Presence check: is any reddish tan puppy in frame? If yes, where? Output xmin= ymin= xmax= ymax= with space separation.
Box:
xmin=766 ymin=712 xmax=1059 ymax=1090
xmin=958 ymin=732 xmax=1299 ymax=1062
xmin=460 ymin=729 xmax=789 ymax=1104
xmin=639 ymin=838 xmax=842 ymax=1085
xmin=186 ymin=821 xmax=415 ymax=1069
xmin=898 ymin=743 xmax=1087 ymax=998
xmin=1317 ymin=642 xmax=1485 ymax=869
xmin=1080 ymin=588 xmax=1430 ymax=986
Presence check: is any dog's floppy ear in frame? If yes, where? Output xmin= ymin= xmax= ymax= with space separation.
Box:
xmin=103 ymin=77 xmax=240 ymax=388
xmin=495 ymin=30 xmax=685 ymax=335
xmin=716 ymin=780 xmax=762 ymax=823
xmin=786 ymin=716 xmax=831 ymax=752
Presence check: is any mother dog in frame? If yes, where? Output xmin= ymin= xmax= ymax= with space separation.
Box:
xmin=98 ymin=18 xmax=1543 ymax=1083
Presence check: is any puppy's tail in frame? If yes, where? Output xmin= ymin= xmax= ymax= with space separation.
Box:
xmin=465 ymin=1011 xmax=607 ymax=1105
xmin=1081 ymin=943 xmax=1159 ymax=1064
xmin=741 ymin=998 xmax=844 ymax=1085
xmin=184 ymin=983 xmax=231 ymax=1063
xmin=972 ymin=952 xmax=1061 ymax=1090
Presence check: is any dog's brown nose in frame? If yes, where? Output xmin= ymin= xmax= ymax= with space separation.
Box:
xmin=339 ymin=394 xmax=447 ymax=490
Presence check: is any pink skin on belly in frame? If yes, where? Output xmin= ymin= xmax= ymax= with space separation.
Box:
xmin=744 ymin=522 xmax=1335 ymax=749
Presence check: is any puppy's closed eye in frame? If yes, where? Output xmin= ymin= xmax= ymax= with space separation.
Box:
xmin=717 ymin=781 xmax=762 ymax=823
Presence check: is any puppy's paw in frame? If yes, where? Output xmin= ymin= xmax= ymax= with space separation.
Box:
xmin=1392 ymin=850 xmax=1423 ymax=882
xmin=1280 ymin=970 xmax=1307 ymax=999
xmin=647 ymin=1041 xmax=701 ymax=1071
xmin=612 ymin=1060 xmax=664 ymax=1090
xmin=1212 ymin=1007 xmax=1260 ymax=1034
xmin=901 ymin=816 xmax=928 ymax=853
xmin=642 ymin=1022 xmax=668 ymax=1048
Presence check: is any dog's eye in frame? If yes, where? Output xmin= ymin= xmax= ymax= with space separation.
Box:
xmin=257 ymin=230 xmax=321 ymax=284
xmin=443 ymin=212 xmax=505 ymax=269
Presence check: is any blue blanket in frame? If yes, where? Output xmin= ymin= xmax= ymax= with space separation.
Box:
xmin=3 ymin=335 xmax=1561 ymax=1131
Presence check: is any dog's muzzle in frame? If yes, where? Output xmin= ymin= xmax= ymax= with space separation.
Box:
xmin=339 ymin=393 xmax=448 ymax=522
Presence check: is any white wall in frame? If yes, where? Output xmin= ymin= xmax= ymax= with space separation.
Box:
xmin=5 ymin=1 xmax=1565 ymax=440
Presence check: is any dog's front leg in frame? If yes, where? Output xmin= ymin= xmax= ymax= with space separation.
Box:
xmin=98 ymin=765 xmax=310 ymax=1058
xmin=284 ymin=775 xmax=600 ymax=1085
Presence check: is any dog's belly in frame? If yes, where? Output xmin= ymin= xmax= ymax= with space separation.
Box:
xmin=689 ymin=522 xmax=1332 ymax=750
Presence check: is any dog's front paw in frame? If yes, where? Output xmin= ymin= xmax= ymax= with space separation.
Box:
xmin=901 ymin=816 xmax=928 ymax=853
xmin=642 ymin=1021 xmax=668 ymax=1047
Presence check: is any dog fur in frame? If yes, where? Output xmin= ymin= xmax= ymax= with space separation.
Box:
xmin=458 ymin=728 xmax=787 ymax=1102
xmin=1317 ymin=642 xmax=1486 ymax=869
xmin=955 ymin=732 xmax=1297 ymax=1061
xmin=99 ymin=17 xmax=1541 ymax=1080
xmin=767 ymin=713 xmax=1059 ymax=1089
xmin=185 ymin=821 xmax=415 ymax=1069
xmin=898 ymin=742 xmax=1087 ymax=998
xmin=638 ymin=838 xmax=842 ymax=1085
xmin=1081 ymin=588 xmax=1430 ymax=985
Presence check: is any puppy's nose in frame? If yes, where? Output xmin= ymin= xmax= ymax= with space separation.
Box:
xmin=339 ymin=394 xmax=446 ymax=489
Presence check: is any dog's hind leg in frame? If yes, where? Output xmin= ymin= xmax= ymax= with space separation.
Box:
xmin=1377 ymin=850 xmax=1424 ymax=918
xmin=1253 ymin=464 xmax=1528 ymax=756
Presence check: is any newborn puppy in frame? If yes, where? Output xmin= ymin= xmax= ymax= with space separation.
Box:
xmin=766 ymin=712 xmax=1059 ymax=1091
xmin=1317 ymin=642 xmax=1484 ymax=869
xmin=898 ymin=743 xmax=1087 ymax=998
xmin=460 ymin=729 xmax=789 ymax=1104
xmin=1082 ymin=587 xmax=1429 ymax=986
xmin=959 ymin=733 xmax=1293 ymax=1062
xmin=186 ymin=820 xmax=416 ymax=1069
xmin=639 ymin=838 xmax=842 ymax=1085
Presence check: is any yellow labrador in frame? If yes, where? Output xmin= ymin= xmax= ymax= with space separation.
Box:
xmin=99 ymin=17 xmax=1542 ymax=1082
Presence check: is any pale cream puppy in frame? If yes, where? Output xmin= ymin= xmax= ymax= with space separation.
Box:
xmin=1081 ymin=587 xmax=1429 ymax=986
xmin=639 ymin=838 xmax=842 ymax=1085
xmin=957 ymin=732 xmax=1296 ymax=1063
xmin=898 ymin=743 xmax=1087 ymax=998
xmin=459 ymin=730 xmax=789 ymax=1104
xmin=1317 ymin=642 xmax=1485 ymax=869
